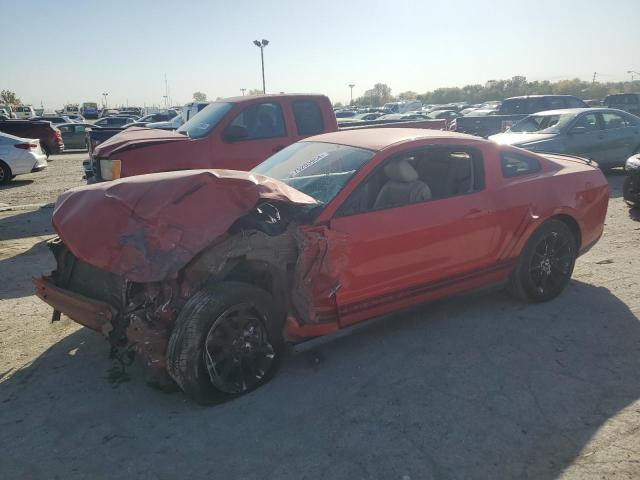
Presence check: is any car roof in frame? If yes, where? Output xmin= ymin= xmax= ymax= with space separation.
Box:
xmin=303 ymin=128 xmax=485 ymax=151
xmin=215 ymin=93 xmax=329 ymax=103
xmin=505 ymin=95 xmax=578 ymax=100
xmin=527 ymin=107 xmax=629 ymax=116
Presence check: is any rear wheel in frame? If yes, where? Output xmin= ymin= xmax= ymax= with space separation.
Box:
xmin=0 ymin=161 xmax=12 ymax=184
xmin=508 ymin=219 xmax=577 ymax=303
xmin=166 ymin=281 xmax=284 ymax=404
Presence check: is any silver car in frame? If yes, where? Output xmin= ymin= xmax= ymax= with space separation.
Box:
xmin=490 ymin=108 xmax=640 ymax=168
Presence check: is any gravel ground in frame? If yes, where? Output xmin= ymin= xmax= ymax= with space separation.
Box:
xmin=1 ymin=154 xmax=639 ymax=480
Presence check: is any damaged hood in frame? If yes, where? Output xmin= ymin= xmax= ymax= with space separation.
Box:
xmin=52 ymin=169 xmax=318 ymax=282
xmin=94 ymin=127 xmax=188 ymax=158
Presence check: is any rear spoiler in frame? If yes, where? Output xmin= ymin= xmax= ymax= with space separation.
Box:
xmin=539 ymin=152 xmax=595 ymax=166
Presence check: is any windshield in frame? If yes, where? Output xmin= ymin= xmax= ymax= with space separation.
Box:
xmin=252 ymin=141 xmax=375 ymax=204
xmin=510 ymin=114 xmax=573 ymax=133
xmin=177 ymin=102 xmax=233 ymax=138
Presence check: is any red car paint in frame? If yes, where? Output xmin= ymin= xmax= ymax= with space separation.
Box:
xmin=0 ymin=120 xmax=64 ymax=155
xmin=36 ymin=129 xmax=608 ymax=372
xmin=52 ymin=169 xmax=316 ymax=282
xmin=92 ymin=94 xmax=445 ymax=180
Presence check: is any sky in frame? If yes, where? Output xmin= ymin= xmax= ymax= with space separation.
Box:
xmin=2 ymin=0 xmax=639 ymax=109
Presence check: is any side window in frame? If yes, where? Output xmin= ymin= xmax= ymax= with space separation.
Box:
xmin=75 ymin=125 xmax=86 ymax=133
xmin=573 ymin=113 xmax=599 ymax=132
xmin=624 ymin=113 xmax=640 ymax=126
xmin=58 ymin=125 xmax=71 ymax=133
xmin=546 ymin=97 xmax=565 ymax=110
xmin=566 ymin=97 xmax=585 ymax=108
xmin=602 ymin=112 xmax=628 ymax=130
xmin=501 ymin=151 xmax=541 ymax=177
xmin=501 ymin=99 xmax=526 ymax=114
xmin=229 ymin=102 xmax=286 ymax=140
xmin=528 ymin=98 xmax=547 ymax=113
xmin=293 ymin=100 xmax=324 ymax=135
xmin=337 ymin=147 xmax=484 ymax=216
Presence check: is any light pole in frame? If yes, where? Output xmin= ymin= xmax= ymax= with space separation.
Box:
xmin=162 ymin=95 xmax=168 ymax=108
xmin=348 ymin=84 xmax=355 ymax=105
xmin=241 ymin=88 xmax=246 ymax=96
xmin=628 ymin=70 xmax=640 ymax=82
xmin=102 ymin=92 xmax=108 ymax=108
xmin=253 ymin=39 xmax=269 ymax=94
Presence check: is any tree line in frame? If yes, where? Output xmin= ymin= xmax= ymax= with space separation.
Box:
xmin=341 ymin=78 xmax=640 ymax=108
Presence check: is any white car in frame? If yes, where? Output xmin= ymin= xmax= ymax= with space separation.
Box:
xmin=146 ymin=114 xmax=184 ymax=130
xmin=0 ymin=132 xmax=47 ymax=184
xmin=14 ymin=105 xmax=36 ymax=119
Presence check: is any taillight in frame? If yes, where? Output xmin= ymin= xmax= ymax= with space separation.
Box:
xmin=54 ymin=130 xmax=62 ymax=138
xmin=15 ymin=143 xmax=38 ymax=150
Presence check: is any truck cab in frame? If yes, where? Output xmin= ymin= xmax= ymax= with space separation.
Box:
xmin=92 ymin=94 xmax=337 ymax=181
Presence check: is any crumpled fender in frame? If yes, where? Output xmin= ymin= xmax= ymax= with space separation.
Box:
xmin=291 ymin=224 xmax=350 ymax=325
xmin=52 ymin=169 xmax=317 ymax=282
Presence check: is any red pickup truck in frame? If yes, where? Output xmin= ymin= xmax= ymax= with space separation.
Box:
xmin=91 ymin=94 xmax=445 ymax=181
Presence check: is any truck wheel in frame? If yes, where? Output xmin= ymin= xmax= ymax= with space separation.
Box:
xmin=166 ymin=281 xmax=284 ymax=404
xmin=0 ymin=161 xmax=12 ymax=184
xmin=508 ymin=219 xmax=577 ymax=303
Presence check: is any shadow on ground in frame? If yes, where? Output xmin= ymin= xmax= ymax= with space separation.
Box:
xmin=0 ymin=239 xmax=52 ymax=300
xmin=604 ymin=169 xmax=626 ymax=199
xmin=0 ymin=205 xmax=54 ymax=241
xmin=1 ymin=280 xmax=638 ymax=479
xmin=0 ymin=179 xmax=34 ymax=191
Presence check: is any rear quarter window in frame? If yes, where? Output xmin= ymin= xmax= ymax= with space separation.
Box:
xmin=501 ymin=151 xmax=541 ymax=177
xmin=293 ymin=100 xmax=325 ymax=135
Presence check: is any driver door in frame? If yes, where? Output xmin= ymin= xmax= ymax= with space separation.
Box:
xmin=327 ymin=145 xmax=500 ymax=327
xmin=215 ymin=102 xmax=289 ymax=171
xmin=564 ymin=112 xmax=606 ymax=162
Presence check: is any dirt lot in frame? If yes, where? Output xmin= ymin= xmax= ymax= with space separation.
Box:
xmin=1 ymin=152 xmax=639 ymax=480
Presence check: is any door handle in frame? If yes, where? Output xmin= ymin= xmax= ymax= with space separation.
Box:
xmin=597 ymin=134 xmax=605 ymax=139
xmin=272 ymin=145 xmax=285 ymax=153
xmin=465 ymin=208 xmax=482 ymax=218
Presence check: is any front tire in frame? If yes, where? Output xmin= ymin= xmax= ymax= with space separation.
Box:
xmin=166 ymin=281 xmax=284 ymax=404
xmin=0 ymin=161 xmax=12 ymax=184
xmin=508 ymin=219 xmax=577 ymax=303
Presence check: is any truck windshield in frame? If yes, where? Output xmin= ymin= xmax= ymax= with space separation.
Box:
xmin=252 ymin=141 xmax=374 ymax=204
xmin=510 ymin=114 xmax=572 ymax=133
xmin=177 ymin=102 xmax=234 ymax=139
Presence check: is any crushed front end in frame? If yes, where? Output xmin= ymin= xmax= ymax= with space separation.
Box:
xmin=35 ymin=237 xmax=180 ymax=370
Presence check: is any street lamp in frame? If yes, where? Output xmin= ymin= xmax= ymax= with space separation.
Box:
xmin=348 ymin=84 xmax=355 ymax=105
xmin=628 ymin=70 xmax=640 ymax=82
xmin=241 ymin=88 xmax=246 ymax=96
xmin=102 ymin=92 xmax=108 ymax=108
xmin=253 ymin=39 xmax=269 ymax=94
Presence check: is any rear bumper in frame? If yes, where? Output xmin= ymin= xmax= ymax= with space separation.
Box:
xmin=33 ymin=276 xmax=116 ymax=333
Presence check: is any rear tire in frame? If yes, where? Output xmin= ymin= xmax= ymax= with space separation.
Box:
xmin=0 ymin=161 xmax=12 ymax=184
xmin=166 ymin=281 xmax=284 ymax=405
xmin=508 ymin=219 xmax=577 ymax=303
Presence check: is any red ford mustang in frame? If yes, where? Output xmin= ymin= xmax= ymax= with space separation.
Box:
xmin=35 ymin=128 xmax=608 ymax=403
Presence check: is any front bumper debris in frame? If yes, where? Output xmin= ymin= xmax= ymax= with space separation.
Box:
xmin=33 ymin=276 xmax=116 ymax=334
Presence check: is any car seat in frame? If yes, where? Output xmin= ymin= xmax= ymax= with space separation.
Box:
xmin=373 ymin=159 xmax=431 ymax=209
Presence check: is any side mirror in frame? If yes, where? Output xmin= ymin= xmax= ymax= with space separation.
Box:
xmin=224 ymin=124 xmax=248 ymax=142
xmin=570 ymin=126 xmax=587 ymax=135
